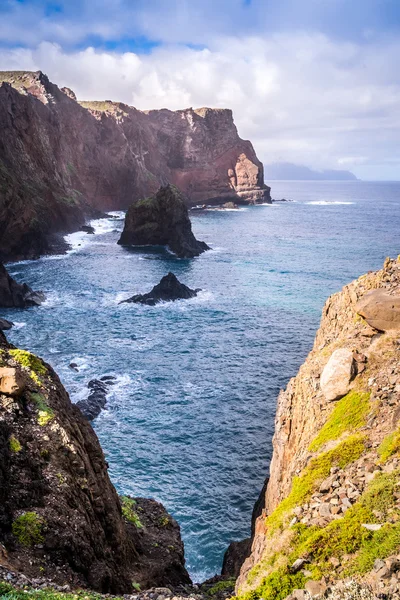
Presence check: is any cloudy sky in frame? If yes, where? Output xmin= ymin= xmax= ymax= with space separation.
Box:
xmin=1 ymin=0 xmax=399 ymax=179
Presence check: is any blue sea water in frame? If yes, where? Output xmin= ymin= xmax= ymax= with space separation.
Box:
xmin=3 ymin=181 xmax=400 ymax=582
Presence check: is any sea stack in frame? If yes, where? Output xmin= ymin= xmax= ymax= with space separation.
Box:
xmin=120 ymin=272 xmax=200 ymax=305
xmin=118 ymin=185 xmax=210 ymax=258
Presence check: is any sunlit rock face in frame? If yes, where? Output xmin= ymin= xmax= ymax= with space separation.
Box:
xmin=0 ymin=71 xmax=270 ymax=261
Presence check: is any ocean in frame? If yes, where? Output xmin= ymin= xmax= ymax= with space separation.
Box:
xmin=3 ymin=180 xmax=400 ymax=582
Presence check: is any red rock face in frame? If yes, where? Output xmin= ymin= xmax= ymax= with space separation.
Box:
xmin=0 ymin=71 xmax=270 ymax=261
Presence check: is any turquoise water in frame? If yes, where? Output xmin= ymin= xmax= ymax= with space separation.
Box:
xmin=3 ymin=181 xmax=400 ymax=581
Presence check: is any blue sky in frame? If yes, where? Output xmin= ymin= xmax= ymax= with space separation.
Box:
xmin=0 ymin=0 xmax=400 ymax=179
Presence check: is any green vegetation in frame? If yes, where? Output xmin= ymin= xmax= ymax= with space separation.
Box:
xmin=378 ymin=427 xmax=400 ymax=462
xmin=30 ymin=392 xmax=54 ymax=426
xmin=12 ymin=512 xmax=45 ymax=547
xmin=240 ymin=568 xmax=307 ymax=600
xmin=289 ymin=471 xmax=400 ymax=576
xmin=266 ymin=435 xmax=366 ymax=530
xmin=0 ymin=582 xmax=124 ymax=600
xmin=131 ymin=583 xmax=141 ymax=592
xmin=120 ymin=496 xmax=143 ymax=528
xmin=159 ymin=515 xmax=170 ymax=527
xmin=9 ymin=436 xmax=22 ymax=453
xmin=9 ymin=349 xmax=47 ymax=386
xmin=206 ymin=579 xmax=235 ymax=596
xmin=309 ymin=391 xmax=370 ymax=452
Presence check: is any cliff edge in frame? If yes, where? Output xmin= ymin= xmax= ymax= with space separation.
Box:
xmin=0 ymin=71 xmax=270 ymax=261
xmin=0 ymin=332 xmax=190 ymax=593
xmin=236 ymin=256 xmax=400 ymax=599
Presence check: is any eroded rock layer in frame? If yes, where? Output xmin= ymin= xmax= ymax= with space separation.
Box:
xmin=0 ymin=332 xmax=190 ymax=593
xmin=0 ymin=71 xmax=270 ymax=261
xmin=236 ymin=256 xmax=400 ymax=599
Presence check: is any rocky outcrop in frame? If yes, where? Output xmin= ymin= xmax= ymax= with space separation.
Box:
xmin=0 ymin=332 xmax=190 ymax=593
xmin=0 ymin=71 xmax=269 ymax=261
xmin=0 ymin=263 xmax=45 ymax=307
xmin=121 ymin=272 xmax=200 ymax=306
xmin=0 ymin=319 xmax=13 ymax=330
xmin=118 ymin=185 xmax=210 ymax=258
xmin=76 ymin=377 xmax=116 ymax=421
xmin=236 ymin=256 xmax=400 ymax=600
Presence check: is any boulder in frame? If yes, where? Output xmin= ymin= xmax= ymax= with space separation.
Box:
xmin=320 ymin=348 xmax=355 ymax=401
xmin=0 ymin=319 xmax=13 ymax=330
xmin=356 ymin=290 xmax=400 ymax=331
xmin=120 ymin=272 xmax=200 ymax=306
xmin=0 ymin=263 xmax=45 ymax=308
xmin=118 ymin=185 xmax=210 ymax=258
xmin=0 ymin=367 xmax=25 ymax=396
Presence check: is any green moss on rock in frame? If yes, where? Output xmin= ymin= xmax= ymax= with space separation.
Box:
xmin=309 ymin=391 xmax=370 ymax=452
xmin=9 ymin=435 xmax=22 ymax=453
xmin=30 ymin=392 xmax=54 ymax=426
xmin=9 ymin=349 xmax=47 ymax=386
xmin=239 ymin=568 xmax=307 ymax=600
xmin=12 ymin=512 xmax=45 ymax=547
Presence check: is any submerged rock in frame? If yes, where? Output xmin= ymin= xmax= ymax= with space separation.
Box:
xmin=0 ymin=263 xmax=45 ymax=308
xmin=80 ymin=225 xmax=95 ymax=234
xmin=0 ymin=331 xmax=190 ymax=592
xmin=120 ymin=272 xmax=200 ymax=306
xmin=118 ymin=185 xmax=210 ymax=258
xmin=76 ymin=377 xmax=116 ymax=420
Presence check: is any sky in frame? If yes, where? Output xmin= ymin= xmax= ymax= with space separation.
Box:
xmin=0 ymin=0 xmax=400 ymax=180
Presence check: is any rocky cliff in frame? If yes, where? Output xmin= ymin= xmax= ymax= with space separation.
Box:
xmin=0 ymin=331 xmax=190 ymax=593
xmin=236 ymin=256 xmax=400 ymax=599
xmin=0 ymin=71 xmax=270 ymax=261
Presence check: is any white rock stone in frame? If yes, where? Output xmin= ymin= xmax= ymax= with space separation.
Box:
xmin=320 ymin=348 xmax=355 ymax=401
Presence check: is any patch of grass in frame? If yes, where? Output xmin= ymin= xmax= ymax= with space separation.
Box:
xmin=267 ymin=435 xmax=366 ymax=530
xmin=206 ymin=580 xmax=236 ymax=596
xmin=12 ymin=512 xmax=45 ymax=547
xmin=239 ymin=568 xmax=307 ymax=600
xmin=309 ymin=391 xmax=370 ymax=452
xmin=9 ymin=435 xmax=22 ymax=453
xmin=30 ymin=392 xmax=54 ymax=426
xmin=120 ymin=496 xmax=143 ymax=528
xmin=290 ymin=471 xmax=400 ymax=575
xmin=0 ymin=581 xmax=123 ymax=600
xmin=9 ymin=349 xmax=47 ymax=386
xmin=131 ymin=583 xmax=141 ymax=592
xmin=378 ymin=427 xmax=400 ymax=462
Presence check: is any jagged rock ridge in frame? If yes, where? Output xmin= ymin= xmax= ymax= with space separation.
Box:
xmin=0 ymin=71 xmax=270 ymax=261
xmin=236 ymin=256 xmax=400 ymax=600
xmin=0 ymin=332 xmax=190 ymax=593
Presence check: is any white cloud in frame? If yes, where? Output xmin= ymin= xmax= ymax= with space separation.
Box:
xmin=1 ymin=33 xmax=400 ymax=179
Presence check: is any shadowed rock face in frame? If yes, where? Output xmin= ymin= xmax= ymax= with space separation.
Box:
xmin=0 ymin=263 xmax=45 ymax=308
xmin=119 ymin=185 xmax=210 ymax=258
xmin=0 ymin=71 xmax=270 ymax=261
xmin=121 ymin=272 xmax=200 ymax=306
xmin=0 ymin=332 xmax=190 ymax=593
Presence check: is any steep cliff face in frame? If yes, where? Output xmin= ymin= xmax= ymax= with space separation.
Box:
xmin=237 ymin=257 xmax=400 ymax=599
xmin=0 ymin=332 xmax=190 ymax=593
xmin=0 ymin=71 xmax=269 ymax=261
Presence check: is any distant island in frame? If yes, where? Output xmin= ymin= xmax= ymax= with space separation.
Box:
xmin=265 ymin=162 xmax=359 ymax=181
